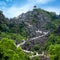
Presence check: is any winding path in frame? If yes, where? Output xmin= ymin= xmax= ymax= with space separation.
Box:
xmin=16 ymin=30 xmax=49 ymax=58
xmin=30 ymin=52 xmax=44 ymax=58
xmin=17 ymin=40 xmax=26 ymax=47
xmin=17 ymin=31 xmax=49 ymax=47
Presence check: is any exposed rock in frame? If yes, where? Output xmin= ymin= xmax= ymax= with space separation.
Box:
xmin=10 ymin=8 xmax=52 ymax=38
xmin=21 ymin=33 xmax=50 ymax=51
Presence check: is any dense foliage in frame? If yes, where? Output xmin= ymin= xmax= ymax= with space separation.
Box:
xmin=49 ymin=44 xmax=60 ymax=60
xmin=0 ymin=32 xmax=26 ymax=44
xmin=0 ymin=38 xmax=30 ymax=60
xmin=44 ymin=27 xmax=60 ymax=60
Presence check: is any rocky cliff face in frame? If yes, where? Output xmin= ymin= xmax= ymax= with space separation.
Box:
xmin=10 ymin=8 xmax=54 ymax=38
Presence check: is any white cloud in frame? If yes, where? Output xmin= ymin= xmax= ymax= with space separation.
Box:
xmin=3 ymin=6 xmax=60 ymax=18
xmin=28 ymin=0 xmax=54 ymax=4
xmin=44 ymin=7 xmax=60 ymax=15
xmin=3 ymin=4 xmax=33 ymax=18
xmin=2 ymin=0 xmax=59 ymax=18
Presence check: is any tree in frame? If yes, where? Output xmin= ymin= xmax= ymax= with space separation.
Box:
xmin=0 ymin=38 xmax=30 ymax=60
xmin=48 ymin=44 xmax=60 ymax=60
xmin=34 ymin=6 xmax=37 ymax=9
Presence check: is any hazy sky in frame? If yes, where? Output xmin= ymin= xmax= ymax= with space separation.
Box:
xmin=0 ymin=0 xmax=60 ymax=18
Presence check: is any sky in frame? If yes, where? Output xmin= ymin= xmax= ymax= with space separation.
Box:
xmin=0 ymin=0 xmax=60 ymax=18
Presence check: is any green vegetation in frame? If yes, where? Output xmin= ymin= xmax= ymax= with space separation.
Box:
xmin=34 ymin=45 xmax=40 ymax=51
xmin=0 ymin=8 xmax=60 ymax=60
xmin=45 ymin=22 xmax=56 ymax=30
xmin=44 ymin=32 xmax=60 ymax=50
xmin=0 ymin=32 xmax=26 ymax=42
xmin=49 ymin=44 xmax=60 ymax=60
xmin=0 ymin=11 xmax=27 ymax=39
xmin=42 ymin=11 xmax=60 ymax=60
xmin=44 ymin=29 xmax=60 ymax=60
xmin=0 ymin=38 xmax=30 ymax=60
xmin=32 ymin=57 xmax=41 ymax=60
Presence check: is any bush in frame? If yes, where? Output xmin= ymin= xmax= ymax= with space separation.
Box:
xmin=0 ymin=38 xmax=30 ymax=60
